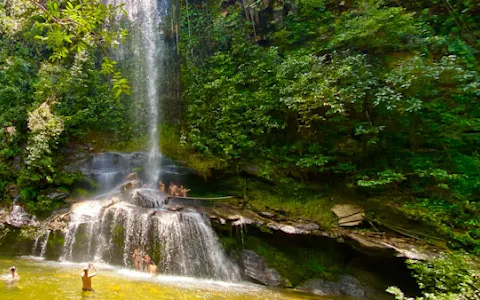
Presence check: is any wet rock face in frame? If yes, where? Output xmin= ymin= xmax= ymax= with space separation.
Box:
xmin=65 ymin=152 xmax=148 ymax=192
xmin=297 ymin=275 xmax=370 ymax=297
xmin=5 ymin=205 xmax=39 ymax=228
xmin=241 ymin=250 xmax=286 ymax=287
xmin=47 ymin=192 xmax=69 ymax=201
xmin=130 ymin=188 xmax=165 ymax=208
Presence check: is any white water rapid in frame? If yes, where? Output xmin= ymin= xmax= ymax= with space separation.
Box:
xmin=59 ymin=191 xmax=241 ymax=281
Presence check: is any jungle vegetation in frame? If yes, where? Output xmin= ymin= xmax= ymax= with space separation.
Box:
xmin=175 ymin=0 xmax=480 ymax=297
xmin=0 ymin=0 xmax=131 ymax=214
xmin=177 ymin=0 xmax=480 ymax=248
xmin=0 ymin=0 xmax=479 ymax=298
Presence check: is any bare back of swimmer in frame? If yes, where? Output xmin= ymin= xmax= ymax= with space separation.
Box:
xmin=81 ymin=263 xmax=97 ymax=291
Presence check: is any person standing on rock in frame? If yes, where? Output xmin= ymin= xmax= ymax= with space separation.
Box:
xmin=81 ymin=263 xmax=97 ymax=291
xmin=179 ymin=186 xmax=191 ymax=197
xmin=158 ymin=181 xmax=165 ymax=193
xmin=173 ymin=184 xmax=181 ymax=196
xmin=127 ymin=172 xmax=138 ymax=181
xmin=142 ymin=254 xmax=151 ymax=272
xmin=132 ymin=248 xmax=143 ymax=270
xmin=169 ymin=183 xmax=179 ymax=197
xmin=168 ymin=182 xmax=174 ymax=196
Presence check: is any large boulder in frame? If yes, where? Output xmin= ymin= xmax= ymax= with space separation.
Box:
xmin=130 ymin=188 xmax=165 ymax=208
xmin=297 ymin=275 xmax=370 ymax=297
xmin=241 ymin=250 xmax=286 ymax=287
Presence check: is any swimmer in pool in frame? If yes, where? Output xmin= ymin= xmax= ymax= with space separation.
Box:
xmin=81 ymin=263 xmax=97 ymax=291
xmin=8 ymin=266 xmax=20 ymax=280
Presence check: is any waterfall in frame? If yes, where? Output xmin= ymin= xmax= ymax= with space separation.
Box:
xmin=32 ymin=230 xmax=51 ymax=257
xmin=39 ymin=231 xmax=50 ymax=257
xmin=107 ymin=0 xmax=171 ymax=184
xmin=52 ymin=0 xmax=241 ymax=283
xmin=60 ymin=196 xmax=241 ymax=281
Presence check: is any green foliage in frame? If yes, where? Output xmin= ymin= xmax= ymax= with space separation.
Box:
xmin=25 ymin=194 xmax=63 ymax=218
xmin=0 ymin=0 xmax=131 ymax=214
xmin=160 ymin=124 xmax=227 ymax=178
xmin=244 ymin=178 xmax=337 ymax=229
xmin=0 ymin=224 xmax=11 ymax=241
xmin=328 ymin=4 xmax=425 ymax=51
xmin=240 ymin=236 xmax=343 ymax=286
xmin=387 ymin=253 xmax=480 ymax=299
xmin=178 ymin=0 xmax=480 ymax=253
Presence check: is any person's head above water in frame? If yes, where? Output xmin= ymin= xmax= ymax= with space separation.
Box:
xmin=9 ymin=266 xmax=16 ymax=278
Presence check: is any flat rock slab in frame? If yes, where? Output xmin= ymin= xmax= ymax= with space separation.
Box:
xmin=331 ymin=204 xmax=365 ymax=226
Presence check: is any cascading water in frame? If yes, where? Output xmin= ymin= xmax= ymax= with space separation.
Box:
xmin=60 ymin=193 xmax=241 ymax=281
xmin=107 ymin=0 xmax=169 ymax=184
xmin=43 ymin=0 xmax=241 ymax=283
xmin=32 ymin=230 xmax=50 ymax=257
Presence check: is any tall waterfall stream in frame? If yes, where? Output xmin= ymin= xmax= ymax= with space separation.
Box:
xmin=27 ymin=0 xmax=242 ymax=282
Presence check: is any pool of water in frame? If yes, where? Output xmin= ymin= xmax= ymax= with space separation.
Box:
xmin=0 ymin=257 xmax=342 ymax=300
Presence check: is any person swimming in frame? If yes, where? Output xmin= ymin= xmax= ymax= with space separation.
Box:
xmin=7 ymin=266 xmax=20 ymax=280
xmin=81 ymin=263 xmax=97 ymax=291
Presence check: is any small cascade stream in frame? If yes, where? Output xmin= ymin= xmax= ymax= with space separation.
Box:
xmin=32 ymin=230 xmax=50 ymax=257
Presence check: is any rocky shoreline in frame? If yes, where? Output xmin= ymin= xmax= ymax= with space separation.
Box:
xmin=0 ymin=195 xmax=438 ymax=262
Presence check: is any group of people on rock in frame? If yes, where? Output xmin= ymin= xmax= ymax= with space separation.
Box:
xmin=158 ymin=181 xmax=190 ymax=197
xmin=132 ymin=247 xmax=157 ymax=275
xmin=124 ymin=172 xmax=192 ymax=198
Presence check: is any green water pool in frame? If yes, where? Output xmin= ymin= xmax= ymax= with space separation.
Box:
xmin=0 ymin=257 xmax=342 ymax=300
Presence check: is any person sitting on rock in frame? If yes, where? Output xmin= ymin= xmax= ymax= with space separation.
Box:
xmin=158 ymin=181 xmax=165 ymax=193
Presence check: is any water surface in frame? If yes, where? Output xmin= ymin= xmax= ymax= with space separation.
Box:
xmin=0 ymin=257 xmax=338 ymax=300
